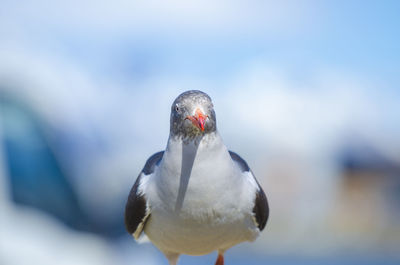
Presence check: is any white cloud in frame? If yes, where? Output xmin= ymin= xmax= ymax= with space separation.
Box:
xmin=216 ymin=62 xmax=400 ymax=158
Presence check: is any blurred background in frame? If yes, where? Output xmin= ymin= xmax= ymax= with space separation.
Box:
xmin=1 ymin=1 xmax=400 ymax=264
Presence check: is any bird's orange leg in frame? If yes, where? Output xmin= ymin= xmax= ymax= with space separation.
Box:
xmin=214 ymin=253 xmax=224 ymax=265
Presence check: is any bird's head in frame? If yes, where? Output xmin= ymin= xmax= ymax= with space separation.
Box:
xmin=170 ymin=90 xmax=216 ymax=138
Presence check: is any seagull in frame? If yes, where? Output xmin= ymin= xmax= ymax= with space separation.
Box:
xmin=125 ymin=90 xmax=269 ymax=265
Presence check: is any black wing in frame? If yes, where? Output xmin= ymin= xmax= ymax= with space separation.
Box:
xmin=229 ymin=151 xmax=269 ymax=231
xmin=124 ymin=151 xmax=164 ymax=238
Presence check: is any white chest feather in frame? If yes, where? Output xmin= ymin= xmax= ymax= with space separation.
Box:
xmin=142 ymin=133 xmax=259 ymax=255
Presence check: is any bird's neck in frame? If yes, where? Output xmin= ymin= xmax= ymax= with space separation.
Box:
xmin=161 ymin=131 xmax=229 ymax=176
xmin=166 ymin=131 xmax=222 ymax=154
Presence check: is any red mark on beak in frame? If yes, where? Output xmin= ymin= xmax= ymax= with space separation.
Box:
xmin=186 ymin=108 xmax=208 ymax=131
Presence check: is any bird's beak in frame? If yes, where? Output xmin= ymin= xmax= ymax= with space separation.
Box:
xmin=186 ymin=108 xmax=208 ymax=131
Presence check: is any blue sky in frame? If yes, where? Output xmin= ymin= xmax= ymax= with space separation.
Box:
xmin=1 ymin=0 xmax=399 ymax=160
xmin=2 ymin=0 xmax=399 ymax=88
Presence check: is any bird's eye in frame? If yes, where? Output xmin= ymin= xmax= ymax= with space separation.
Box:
xmin=175 ymin=105 xmax=180 ymax=112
